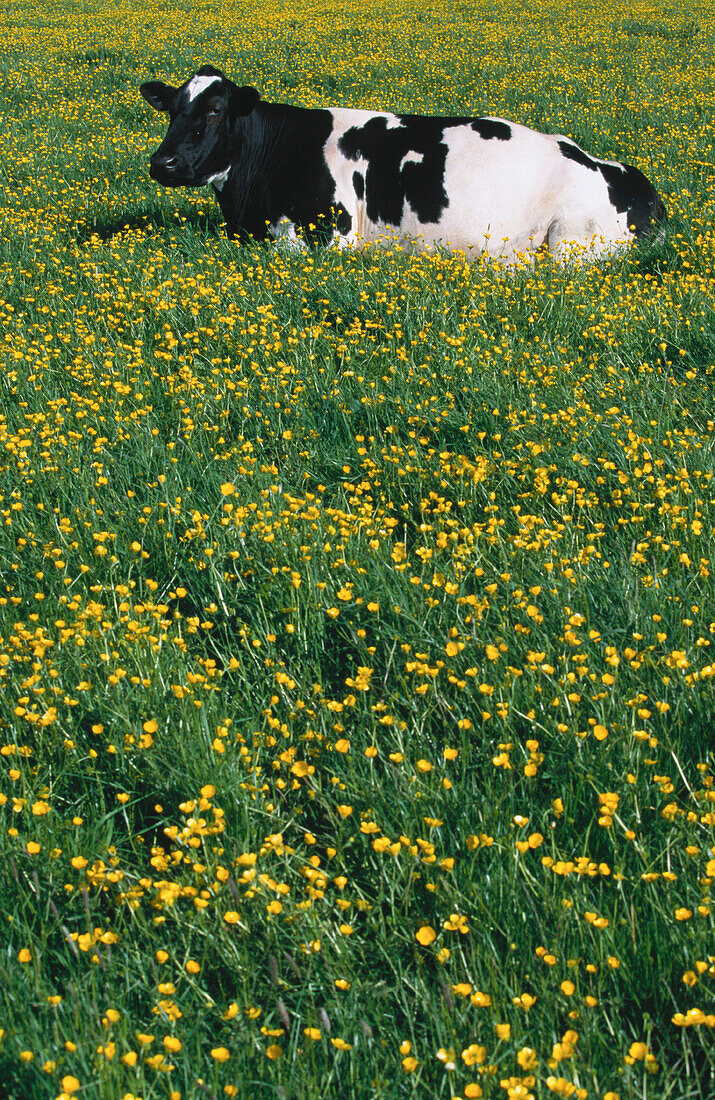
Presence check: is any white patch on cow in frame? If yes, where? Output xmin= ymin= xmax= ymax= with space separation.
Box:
xmin=207 ymin=168 xmax=230 ymax=190
xmin=323 ymin=108 xmax=384 ymax=246
xmin=186 ymin=74 xmax=221 ymax=102
xmin=270 ymin=217 xmax=308 ymax=251
xmin=400 ymin=150 xmax=423 ymax=170
xmin=320 ymin=106 xmax=651 ymax=261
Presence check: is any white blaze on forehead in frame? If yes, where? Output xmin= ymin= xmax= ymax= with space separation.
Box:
xmin=186 ymin=74 xmax=221 ymax=102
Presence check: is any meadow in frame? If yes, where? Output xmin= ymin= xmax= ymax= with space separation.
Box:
xmin=0 ymin=0 xmax=714 ymax=1096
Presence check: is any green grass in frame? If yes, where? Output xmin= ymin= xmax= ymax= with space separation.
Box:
xmin=0 ymin=0 xmax=714 ymax=1098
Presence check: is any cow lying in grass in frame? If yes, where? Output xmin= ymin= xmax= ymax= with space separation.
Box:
xmin=140 ymin=65 xmax=666 ymax=261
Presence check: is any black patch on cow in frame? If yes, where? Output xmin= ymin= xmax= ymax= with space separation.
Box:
xmin=335 ymin=203 xmax=352 ymax=234
xmin=471 ymin=118 xmax=511 ymax=141
xmin=339 ymin=115 xmax=462 ymax=226
xmin=352 ymin=171 xmax=365 ymax=200
xmin=599 ymin=162 xmax=667 ymax=238
xmin=559 ymin=140 xmax=598 ymax=171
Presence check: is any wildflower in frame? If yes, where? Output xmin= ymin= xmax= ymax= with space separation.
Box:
xmin=436 ymin=1046 xmax=456 ymax=1070
xmin=462 ymin=1043 xmax=486 ymax=1065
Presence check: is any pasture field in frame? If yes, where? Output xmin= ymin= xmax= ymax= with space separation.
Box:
xmin=1 ymin=0 xmax=714 ymax=1096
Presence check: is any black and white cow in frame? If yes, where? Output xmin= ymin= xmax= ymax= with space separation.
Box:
xmin=140 ymin=65 xmax=666 ymax=261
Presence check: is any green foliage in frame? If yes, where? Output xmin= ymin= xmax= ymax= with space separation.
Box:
xmin=0 ymin=1 xmax=714 ymax=1098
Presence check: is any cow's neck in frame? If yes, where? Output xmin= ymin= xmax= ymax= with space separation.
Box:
xmin=214 ymin=101 xmax=334 ymax=239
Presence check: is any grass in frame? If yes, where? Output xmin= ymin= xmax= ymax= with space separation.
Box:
xmin=0 ymin=0 xmax=714 ymax=1097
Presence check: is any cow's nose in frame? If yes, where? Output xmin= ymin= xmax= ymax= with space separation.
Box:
xmin=153 ymin=154 xmax=179 ymax=171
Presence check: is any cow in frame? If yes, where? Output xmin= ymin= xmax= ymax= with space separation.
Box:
xmin=140 ymin=65 xmax=667 ymax=262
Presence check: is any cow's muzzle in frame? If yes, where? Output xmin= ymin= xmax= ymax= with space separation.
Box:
xmin=150 ymin=154 xmax=190 ymax=185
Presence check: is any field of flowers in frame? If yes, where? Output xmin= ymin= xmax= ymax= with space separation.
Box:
xmin=0 ymin=0 xmax=714 ymax=1097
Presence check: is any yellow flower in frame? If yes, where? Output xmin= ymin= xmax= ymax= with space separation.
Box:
xmin=211 ymin=1047 xmax=230 ymax=1062
xmin=415 ymin=925 xmax=436 ymax=946
xmin=517 ymin=1046 xmax=538 ymax=1069
xmin=163 ymin=1036 xmax=181 ymax=1053
xmin=265 ymin=1045 xmax=282 ymax=1060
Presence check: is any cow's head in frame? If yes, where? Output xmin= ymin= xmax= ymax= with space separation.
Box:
xmin=140 ymin=65 xmax=260 ymax=187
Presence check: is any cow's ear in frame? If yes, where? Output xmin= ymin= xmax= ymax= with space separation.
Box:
xmin=140 ymin=81 xmax=176 ymax=113
xmin=232 ymin=85 xmax=261 ymax=117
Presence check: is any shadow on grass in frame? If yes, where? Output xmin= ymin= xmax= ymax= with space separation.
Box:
xmin=75 ymin=205 xmax=224 ymax=244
